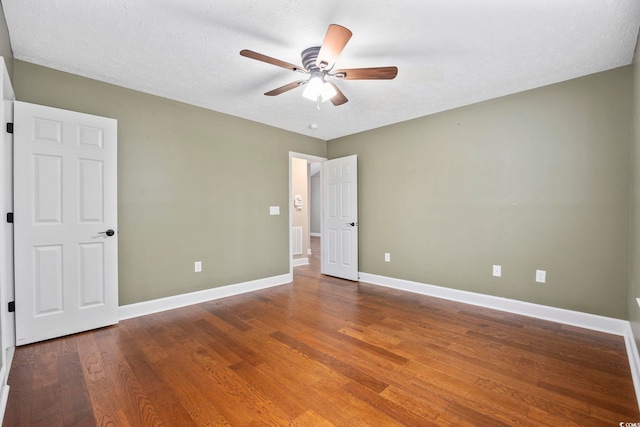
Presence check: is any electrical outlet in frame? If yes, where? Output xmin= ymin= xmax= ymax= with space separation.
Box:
xmin=637 ymin=298 xmax=640 ymax=309
xmin=384 ymin=253 xmax=391 ymax=262
xmin=536 ymin=269 xmax=546 ymax=283
xmin=195 ymin=261 xmax=202 ymax=272
xmin=492 ymin=265 xmax=501 ymax=277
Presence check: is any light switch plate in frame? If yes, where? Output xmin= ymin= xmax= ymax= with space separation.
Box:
xmin=269 ymin=206 xmax=280 ymax=215
xmin=492 ymin=265 xmax=501 ymax=277
xmin=536 ymin=270 xmax=546 ymax=283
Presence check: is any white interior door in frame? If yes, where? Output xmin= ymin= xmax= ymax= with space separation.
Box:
xmin=322 ymin=155 xmax=358 ymax=281
xmin=14 ymin=101 xmax=118 ymax=346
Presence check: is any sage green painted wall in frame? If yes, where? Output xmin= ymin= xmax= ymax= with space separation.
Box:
xmin=328 ymin=67 xmax=632 ymax=319
xmin=630 ymin=40 xmax=640 ymax=348
xmin=13 ymin=60 xmax=326 ymax=305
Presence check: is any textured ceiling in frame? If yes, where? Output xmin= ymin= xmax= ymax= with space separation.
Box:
xmin=3 ymin=0 xmax=640 ymax=141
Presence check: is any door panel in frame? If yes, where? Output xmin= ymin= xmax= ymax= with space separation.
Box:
xmin=321 ymin=155 xmax=358 ymax=281
xmin=14 ymin=101 xmax=118 ymax=345
xmin=34 ymin=245 xmax=63 ymax=314
xmin=79 ymin=159 xmax=105 ymax=222
xmin=79 ymin=242 xmax=105 ymax=307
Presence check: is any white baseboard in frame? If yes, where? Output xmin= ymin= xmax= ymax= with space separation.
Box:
xmin=0 ymin=382 xmax=8 ymax=425
xmin=0 ymin=346 xmax=14 ymax=423
xmin=292 ymin=257 xmax=309 ymax=267
xmin=359 ymin=272 xmax=640 ymax=410
xmin=623 ymin=323 xmax=640 ymax=411
xmin=310 ymin=232 xmax=321 ymax=237
xmin=118 ymin=273 xmax=292 ymax=320
xmin=0 ymin=365 xmax=8 ymax=423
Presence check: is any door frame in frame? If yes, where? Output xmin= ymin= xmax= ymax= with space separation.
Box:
xmin=1 ymin=84 xmax=13 ymax=356
xmin=288 ymin=152 xmax=326 ymax=277
xmin=0 ymin=57 xmax=14 ymax=417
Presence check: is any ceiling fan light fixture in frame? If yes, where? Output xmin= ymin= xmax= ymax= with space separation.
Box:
xmin=302 ymin=72 xmax=336 ymax=103
xmin=302 ymin=75 xmax=324 ymax=101
xmin=320 ymin=82 xmax=337 ymax=102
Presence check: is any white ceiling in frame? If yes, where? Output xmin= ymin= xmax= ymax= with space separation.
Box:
xmin=3 ymin=0 xmax=640 ymax=141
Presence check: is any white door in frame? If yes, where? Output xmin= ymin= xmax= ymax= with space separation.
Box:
xmin=14 ymin=101 xmax=118 ymax=345
xmin=322 ymin=155 xmax=358 ymax=281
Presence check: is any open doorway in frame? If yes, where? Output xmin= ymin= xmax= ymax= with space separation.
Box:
xmin=309 ymin=162 xmax=321 ymax=239
xmin=289 ymin=152 xmax=326 ymax=277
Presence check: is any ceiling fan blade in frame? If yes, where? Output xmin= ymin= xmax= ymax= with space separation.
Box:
xmin=328 ymin=82 xmax=348 ymax=106
xmin=240 ymin=50 xmax=304 ymax=72
xmin=316 ymin=24 xmax=353 ymax=70
xmin=333 ymin=66 xmax=398 ymax=80
xmin=264 ymin=80 xmax=306 ymax=96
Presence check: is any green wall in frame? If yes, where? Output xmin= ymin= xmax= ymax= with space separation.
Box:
xmin=13 ymin=60 xmax=326 ymax=305
xmin=630 ymin=40 xmax=640 ymax=349
xmin=9 ymin=59 xmax=637 ymax=320
xmin=328 ymin=67 xmax=632 ymax=319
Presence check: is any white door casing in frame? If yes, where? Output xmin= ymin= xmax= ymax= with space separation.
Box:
xmin=14 ymin=101 xmax=118 ymax=345
xmin=2 ymin=98 xmax=14 ymax=356
xmin=0 ymin=58 xmax=14 ymax=401
xmin=321 ymin=155 xmax=358 ymax=281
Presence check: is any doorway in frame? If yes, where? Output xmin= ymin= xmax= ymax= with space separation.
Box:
xmin=289 ymin=152 xmax=326 ymax=277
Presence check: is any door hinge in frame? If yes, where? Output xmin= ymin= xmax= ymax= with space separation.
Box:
xmin=6 ymin=212 xmax=12 ymax=223
xmin=6 ymin=122 xmax=12 ymax=134
xmin=8 ymin=301 xmax=14 ymax=312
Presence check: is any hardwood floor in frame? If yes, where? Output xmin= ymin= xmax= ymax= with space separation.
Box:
xmin=4 ymin=236 xmax=639 ymax=426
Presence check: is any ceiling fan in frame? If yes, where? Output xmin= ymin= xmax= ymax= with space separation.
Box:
xmin=240 ymin=24 xmax=398 ymax=106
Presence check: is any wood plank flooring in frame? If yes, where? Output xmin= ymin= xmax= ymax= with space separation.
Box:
xmin=4 ymin=236 xmax=639 ymax=426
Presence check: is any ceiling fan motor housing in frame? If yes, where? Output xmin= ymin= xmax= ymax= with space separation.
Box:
xmin=301 ymin=46 xmax=322 ymax=72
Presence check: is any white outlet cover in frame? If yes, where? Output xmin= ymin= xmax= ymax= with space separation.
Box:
xmin=492 ymin=265 xmax=501 ymax=277
xmin=384 ymin=253 xmax=390 ymax=262
xmin=195 ymin=261 xmax=202 ymax=272
xmin=637 ymin=297 xmax=640 ymax=309
xmin=536 ymin=270 xmax=546 ymax=283
xmin=269 ymin=206 xmax=280 ymax=215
